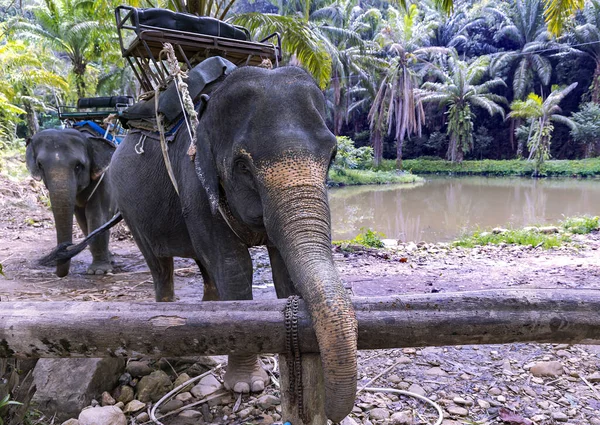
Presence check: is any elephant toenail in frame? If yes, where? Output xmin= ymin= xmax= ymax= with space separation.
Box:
xmin=233 ymin=382 xmax=250 ymax=393
xmin=251 ymin=380 xmax=265 ymax=392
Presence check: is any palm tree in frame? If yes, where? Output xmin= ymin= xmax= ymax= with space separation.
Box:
xmin=572 ymin=0 xmax=600 ymax=103
xmin=368 ymin=4 xmax=443 ymax=168
xmin=418 ymin=52 xmax=507 ymax=162
xmin=0 ymin=39 xmax=68 ymax=136
xmin=508 ymin=83 xmax=578 ymax=175
xmin=490 ymin=0 xmax=555 ymax=101
xmin=14 ymin=0 xmax=111 ymax=99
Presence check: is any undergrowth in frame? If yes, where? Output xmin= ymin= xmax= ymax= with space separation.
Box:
xmin=454 ymin=216 xmax=599 ymax=249
xmin=333 ymin=227 xmax=385 ymax=248
xmin=328 ymin=168 xmax=423 ymax=186
xmin=379 ymin=158 xmax=600 ymax=177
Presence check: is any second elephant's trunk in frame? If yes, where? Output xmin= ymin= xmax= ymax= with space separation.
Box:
xmin=259 ymin=158 xmax=357 ymax=423
xmin=46 ymin=173 xmax=76 ymax=277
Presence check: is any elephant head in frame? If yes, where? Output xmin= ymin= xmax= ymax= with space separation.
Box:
xmin=194 ymin=66 xmax=357 ymax=422
xmin=26 ymin=128 xmax=115 ymax=277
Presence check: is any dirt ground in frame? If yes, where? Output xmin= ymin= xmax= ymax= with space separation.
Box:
xmin=2 ymin=174 xmax=600 ymax=424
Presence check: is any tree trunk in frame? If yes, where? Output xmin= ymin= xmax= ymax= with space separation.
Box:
xmin=395 ymin=137 xmax=403 ymax=169
xmin=592 ymin=61 xmax=600 ymax=104
xmin=23 ymin=101 xmax=39 ymax=136
xmin=372 ymin=128 xmax=383 ymax=167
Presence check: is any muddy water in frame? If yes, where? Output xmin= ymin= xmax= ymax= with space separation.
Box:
xmin=329 ymin=176 xmax=600 ymax=243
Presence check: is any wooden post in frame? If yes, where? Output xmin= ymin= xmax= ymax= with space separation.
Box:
xmin=280 ymin=354 xmax=327 ymax=425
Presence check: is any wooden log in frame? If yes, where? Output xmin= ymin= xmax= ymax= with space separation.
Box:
xmin=1 ymin=289 xmax=600 ymax=358
xmin=280 ymin=354 xmax=326 ymax=425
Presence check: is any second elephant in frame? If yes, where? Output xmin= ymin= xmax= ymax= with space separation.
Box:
xmin=27 ymin=128 xmax=116 ymax=277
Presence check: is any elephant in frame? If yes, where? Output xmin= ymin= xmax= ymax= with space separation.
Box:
xmin=26 ymin=128 xmax=116 ymax=277
xmin=109 ymin=66 xmax=357 ymax=422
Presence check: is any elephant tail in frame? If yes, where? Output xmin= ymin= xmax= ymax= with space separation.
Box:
xmin=39 ymin=212 xmax=123 ymax=266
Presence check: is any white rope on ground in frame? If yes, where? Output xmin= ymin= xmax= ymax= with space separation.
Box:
xmin=149 ymin=363 xmax=223 ymax=424
xmin=362 ymin=387 xmax=444 ymax=425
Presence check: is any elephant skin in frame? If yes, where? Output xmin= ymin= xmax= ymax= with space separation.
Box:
xmin=26 ymin=128 xmax=116 ymax=277
xmin=110 ymin=66 xmax=357 ymax=422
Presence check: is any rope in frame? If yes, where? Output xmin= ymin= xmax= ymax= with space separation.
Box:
xmin=86 ymin=167 xmax=107 ymax=203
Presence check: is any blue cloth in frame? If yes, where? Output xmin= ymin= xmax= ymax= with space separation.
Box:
xmin=73 ymin=120 xmax=124 ymax=144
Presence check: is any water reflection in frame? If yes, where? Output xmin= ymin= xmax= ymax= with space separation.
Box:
xmin=328 ymin=176 xmax=600 ymax=243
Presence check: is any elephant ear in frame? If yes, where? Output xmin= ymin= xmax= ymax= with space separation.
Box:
xmin=87 ymin=136 xmax=116 ymax=180
xmin=25 ymin=138 xmax=42 ymax=181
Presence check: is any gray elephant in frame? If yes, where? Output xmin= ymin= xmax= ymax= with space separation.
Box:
xmin=109 ymin=66 xmax=357 ymax=422
xmin=26 ymin=128 xmax=116 ymax=277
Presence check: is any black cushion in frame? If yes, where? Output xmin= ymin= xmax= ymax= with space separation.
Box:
xmin=77 ymin=96 xmax=133 ymax=109
xmin=136 ymin=8 xmax=249 ymax=41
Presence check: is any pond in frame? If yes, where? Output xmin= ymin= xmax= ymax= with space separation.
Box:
xmin=329 ymin=176 xmax=600 ymax=243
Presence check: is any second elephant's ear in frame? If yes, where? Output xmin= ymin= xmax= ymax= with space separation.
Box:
xmin=25 ymin=139 xmax=42 ymax=181
xmin=87 ymin=136 xmax=116 ymax=180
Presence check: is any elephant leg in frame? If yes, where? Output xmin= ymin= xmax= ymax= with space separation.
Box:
xmin=267 ymin=244 xmax=298 ymax=299
xmin=83 ymin=202 xmax=113 ymax=275
xmin=198 ymin=241 xmax=268 ymax=393
xmin=195 ymin=260 xmax=219 ymax=301
xmin=148 ymin=256 xmax=175 ymax=302
xmin=74 ymin=208 xmax=88 ymax=235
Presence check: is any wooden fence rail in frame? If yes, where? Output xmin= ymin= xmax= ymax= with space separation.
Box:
xmin=2 ymin=289 xmax=600 ymax=425
xmin=1 ymin=289 xmax=599 ymax=358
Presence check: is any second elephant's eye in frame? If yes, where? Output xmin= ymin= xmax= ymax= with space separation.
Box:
xmin=74 ymin=163 xmax=83 ymax=174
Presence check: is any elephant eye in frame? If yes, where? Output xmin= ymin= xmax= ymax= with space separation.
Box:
xmin=235 ymin=160 xmax=250 ymax=174
xmin=37 ymin=161 xmax=43 ymax=170
xmin=74 ymin=163 xmax=83 ymax=174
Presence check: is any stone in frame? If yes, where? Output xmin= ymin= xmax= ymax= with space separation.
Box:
xmin=477 ymin=399 xmax=490 ymax=409
xmin=369 ymin=408 xmax=390 ymax=420
xmin=539 ymin=226 xmax=559 ymax=234
xmin=159 ymin=399 xmax=184 ymax=413
xmin=136 ymin=370 xmax=173 ymax=403
xmin=136 ymin=412 xmax=149 ymax=422
xmin=551 ymin=412 xmax=568 ymax=422
xmin=173 ymin=373 xmax=194 ymax=392
xmin=190 ymin=374 xmax=223 ymax=399
xmin=126 ymin=361 xmax=154 ymax=378
xmin=78 ymin=406 xmax=126 ymax=425
xmin=390 ymin=411 xmax=413 ymax=424
xmin=238 ymin=407 xmax=253 ymax=419
xmin=101 ymin=391 xmax=116 ymax=406
xmin=123 ymin=400 xmax=146 ymax=414
xmin=425 ymin=367 xmax=447 ymax=376
xmin=256 ymin=394 xmax=280 ymax=409
xmin=61 ymin=420 xmax=79 ymax=425
xmin=176 ymin=392 xmax=194 ymax=403
xmin=113 ymin=385 xmax=134 ymax=404
xmin=530 ymin=361 xmax=564 ymax=377
xmin=453 ymin=397 xmax=473 ymax=406
xmin=388 ymin=374 xmax=402 ymax=384
xmin=32 ymin=358 xmax=125 ymax=422
xmin=446 ymin=406 xmax=468 ymax=416
xmin=178 ymin=410 xmax=203 ymax=418
xmin=497 ymin=395 xmax=506 ymax=403
xmin=492 ymin=227 xmax=508 ymax=234
xmin=256 ymin=414 xmax=275 ymax=424
xmin=587 ymin=372 xmax=600 ymax=382
xmin=408 ymin=384 xmax=426 ymax=396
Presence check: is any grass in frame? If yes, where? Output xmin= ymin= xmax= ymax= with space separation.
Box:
xmin=333 ymin=228 xmax=386 ymax=248
xmin=328 ymin=168 xmax=424 ymax=186
xmin=0 ymin=142 xmax=28 ymax=181
xmin=454 ymin=216 xmax=599 ymax=249
xmin=378 ymin=158 xmax=600 ymax=178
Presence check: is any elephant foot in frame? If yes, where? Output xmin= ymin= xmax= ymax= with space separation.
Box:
xmin=86 ymin=261 xmax=113 ymax=275
xmin=224 ymin=354 xmax=269 ymax=393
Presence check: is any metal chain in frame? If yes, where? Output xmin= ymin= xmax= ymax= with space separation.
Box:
xmin=284 ymin=295 xmax=306 ymax=422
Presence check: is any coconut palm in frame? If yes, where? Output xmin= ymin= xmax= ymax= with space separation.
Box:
xmin=368 ymin=4 xmax=445 ymax=168
xmin=418 ymin=52 xmax=507 ymax=162
xmin=508 ymin=83 xmax=578 ymax=175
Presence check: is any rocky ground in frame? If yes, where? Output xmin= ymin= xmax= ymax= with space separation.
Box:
xmin=1 ymin=174 xmax=600 ymax=425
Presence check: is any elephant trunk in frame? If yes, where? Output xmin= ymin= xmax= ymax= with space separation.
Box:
xmin=46 ymin=172 xmax=76 ymax=277
xmin=259 ymin=158 xmax=357 ymax=423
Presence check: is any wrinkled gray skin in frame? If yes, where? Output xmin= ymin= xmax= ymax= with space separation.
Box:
xmin=110 ymin=66 xmax=357 ymax=422
xmin=26 ymin=128 xmax=116 ymax=277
